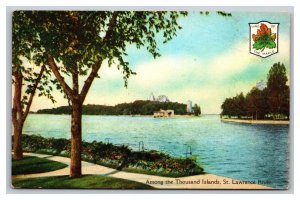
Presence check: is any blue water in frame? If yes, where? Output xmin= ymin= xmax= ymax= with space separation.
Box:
xmin=23 ymin=114 xmax=289 ymax=189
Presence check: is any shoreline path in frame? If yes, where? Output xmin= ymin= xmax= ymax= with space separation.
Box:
xmin=12 ymin=152 xmax=272 ymax=189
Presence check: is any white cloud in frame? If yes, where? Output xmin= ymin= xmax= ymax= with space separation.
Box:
xmin=28 ymin=34 xmax=290 ymax=113
xmin=93 ymin=35 xmax=290 ymax=113
xmin=131 ymin=56 xmax=205 ymax=87
xmin=208 ymin=39 xmax=260 ymax=79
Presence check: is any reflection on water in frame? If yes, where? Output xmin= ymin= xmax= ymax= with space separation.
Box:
xmin=23 ymin=114 xmax=289 ymax=188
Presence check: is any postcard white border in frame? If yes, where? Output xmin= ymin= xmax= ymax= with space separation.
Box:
xmin=2 ymin=2 xmax=298 ymax=200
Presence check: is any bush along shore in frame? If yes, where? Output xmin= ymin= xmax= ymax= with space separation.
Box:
xmin=13 ymin=135 xmax=204 ymax=177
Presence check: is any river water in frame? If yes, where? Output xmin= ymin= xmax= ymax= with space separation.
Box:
xmin=23 ymin=114 xmax=289 ymax=189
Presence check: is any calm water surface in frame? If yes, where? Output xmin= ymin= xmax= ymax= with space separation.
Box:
xmin=23 ymin=114 xmax=289 ymax=188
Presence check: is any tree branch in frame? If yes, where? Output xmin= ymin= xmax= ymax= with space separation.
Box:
xmin=22 ymin=64 xmax=46 ymax=122
xmin=79 ymin=61 xmax=102 ymax=103
xmin=102 ymin=12 xmax=119 ymax=43
xmin=79 ymin=12 xmax=119 ymax=103
xmin=47 ymin=54 xmax=74 ymax=100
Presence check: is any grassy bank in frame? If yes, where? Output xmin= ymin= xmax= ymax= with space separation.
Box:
xmin=12 ymin=175 xmax=153 ymax=189
xmin=12 ymin=156 xmax=68 ymax=175
xmin=14 ymin=134 xmax=204 ymax=178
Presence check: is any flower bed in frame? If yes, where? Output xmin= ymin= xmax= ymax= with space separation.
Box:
xmin=14 ymin=134 xmax=204 ymax=177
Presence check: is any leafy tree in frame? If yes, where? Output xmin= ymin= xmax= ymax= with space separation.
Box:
xmin=258 ymin=88 xmax=269 ymax=119
xmin=234 ymin=93 xmax=246 ymax=118
xmin=192 ymin=104 xmax=201 ymax=116
xmin=246 ymin=88 xmax=259 ymax=119
xmin=221 ymin=97 xmax=234 ymax=118
xmin=17 ymin=11 xmax=191 ymax=177
xmin=280 ymin=87 xmax=290 ymax=119
xmin=267 ymin=62 xmax=289 ymax=119
xmin=221 ymin=93 xmax=245 ymax=119
xmin=221 ymin=62 xmax=289 ymax=120
xmin=12 ymin=12 xmax=55 ymax=160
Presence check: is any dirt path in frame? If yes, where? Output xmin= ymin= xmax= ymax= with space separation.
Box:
xmin=12 ymin=152 xmax=272 ymax=189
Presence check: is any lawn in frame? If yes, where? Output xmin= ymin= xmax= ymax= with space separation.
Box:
xmin=12 ymin=175 xmax=153 ymax=189
xmin=12 ymin=156 xmax=68 ymax=175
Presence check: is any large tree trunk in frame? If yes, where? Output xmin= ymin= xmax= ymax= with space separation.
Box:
xmin=70 ymin=98 xmax=82 ymax=178
xmin=12 ymin=71 xmax=23 ymax=160
xmin=13 ymin=122 xmax=23 ymax=160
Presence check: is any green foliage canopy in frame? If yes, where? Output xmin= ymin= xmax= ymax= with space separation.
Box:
xmin=221 ymin=62 xmax=289 ymax=120
xmin=267 ymin=62 xmax=289 ymax=116
xmin=13 ymin=11 xmax=56 ymax=107
xmin=192 ymin=104 xmax=201 ymax=116
xmin=15 ymin=11 xmax=188 ymax=92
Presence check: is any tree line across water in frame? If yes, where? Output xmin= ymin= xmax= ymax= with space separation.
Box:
xmin=36 ymin=100 xmax=189 ymax=115
xmin=221 ymin=62 xmax=289 ymax=120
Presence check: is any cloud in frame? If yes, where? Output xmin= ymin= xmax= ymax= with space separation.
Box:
xmin=29 ymin=34 xmax=290 ymax=114
xmin=131 ymin=56 xmax=205 ymax=87
xmin=91 ymin=35 xmax=290 ymax=113
xmin=207 ymin=38 xmax=260 ymax=79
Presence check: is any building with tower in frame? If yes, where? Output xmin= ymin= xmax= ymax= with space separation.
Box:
xmin=147 ymin=93 xmax=170 ymax=102
xmin=256 ymin=80 xmax=267 ymax=90
xmin=186 ymin=100 xmax=193 ymax=113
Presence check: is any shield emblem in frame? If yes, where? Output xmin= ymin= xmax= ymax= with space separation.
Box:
xmin=249 ymin=21 xmax=279 ymax=58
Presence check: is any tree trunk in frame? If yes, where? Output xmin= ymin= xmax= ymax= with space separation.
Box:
xmin=70 ymin=98 xmax=82 ymax=178
xmin=13 ymin=122 xmax=23 ymax=160
xmin=12 ymin=71 xmax=23 ymax=160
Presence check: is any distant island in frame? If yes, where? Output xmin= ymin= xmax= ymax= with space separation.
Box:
xmin=36 ymin=92 xmax=202 ymax=116
xmin=36 ymin=100 xmax=201 ymax=116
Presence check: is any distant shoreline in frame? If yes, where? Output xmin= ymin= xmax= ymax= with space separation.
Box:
xmin=221 ymin=118 xmax=289 ymax=125
xmin=30 ymin=113 xmax=201 ymax=118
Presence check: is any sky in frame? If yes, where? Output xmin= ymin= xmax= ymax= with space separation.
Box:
xmin=29 ymin=12 xmax=290 ymax=114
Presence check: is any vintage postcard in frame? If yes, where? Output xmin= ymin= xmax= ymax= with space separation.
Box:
xmin=11 ymin=10 xmax=290 ymax=190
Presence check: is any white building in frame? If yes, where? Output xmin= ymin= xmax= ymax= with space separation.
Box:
xmin=148 ymin=92 xmax=156 ymax=101
xmin=256 ymin=80 xmax=267 ymax=90
xmin=156 ymin=95 xmax=170 ymax=102
xmin=186 ymin=100 xmax=193 ymax=113
xmin=148 ymin=93 xmax=170 ymax=102
xmin=153 ymin=109 xmax=174 ymax=118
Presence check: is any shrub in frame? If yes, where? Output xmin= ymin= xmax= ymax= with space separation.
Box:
xmin=13 ymin=134 xmax=204 ymax=176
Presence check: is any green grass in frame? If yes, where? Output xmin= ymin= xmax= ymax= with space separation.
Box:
xmin=12 ymin=156 xmax=68 ymax=175
xmin=12 ymin=175 xmax=153 ymax=189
